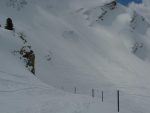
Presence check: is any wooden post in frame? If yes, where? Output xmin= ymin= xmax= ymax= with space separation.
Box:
xmin=92 ymin=88 xmax=95 ymax=98
xmin=117 ymin=90 xmax=120 ymax=112
xmin=102 ymin=91 xmax=103 ymax=102
xmin=74 ymin=87 xmax=77 ymax=94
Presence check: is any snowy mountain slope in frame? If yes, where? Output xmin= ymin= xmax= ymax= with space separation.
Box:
xmin=0 ymin=28 xmax=109 ymax=113
xmin=29 ymin=0 xmax=150 ymax=91
xmin=1 ymin=0 xmax=150 ymax=112
xmin=0 ymin=28 xmax=141 ymax=113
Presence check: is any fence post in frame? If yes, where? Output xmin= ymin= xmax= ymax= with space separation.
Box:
xmin=74 ymin=87 xmax=77 ymax=94
xmin=102 ymin=91 xmax=103 ymax=102
xmin=92 ymin=88 xmax=95 ymax=98
xmin=117 ymin=90 xmax=120 ymax=112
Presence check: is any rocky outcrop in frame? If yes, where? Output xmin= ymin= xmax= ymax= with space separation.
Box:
xmin=20 ymin=46 xmax=35 ymax=74
xmin=13 ymin=32 xmax=35 ymax=75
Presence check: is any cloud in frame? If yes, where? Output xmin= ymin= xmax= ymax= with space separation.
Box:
xmin=128 ymin=0 xmax=150 ymax=26
xmin=143 ymin=0 xmax=150 ymax=6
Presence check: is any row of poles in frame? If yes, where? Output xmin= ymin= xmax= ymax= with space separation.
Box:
xmin=74 ymin=87 xmax=120 ymax=112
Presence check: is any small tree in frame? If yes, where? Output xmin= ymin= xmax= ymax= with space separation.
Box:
xmin=5 ymin=18 xmax=14 ymax=30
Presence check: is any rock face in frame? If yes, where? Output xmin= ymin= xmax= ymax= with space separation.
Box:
xmin=16 ymin=31 xmax=35 ymax=75
xmin=20 ymin=46 xmax=35 ymax=75
xmin=12 ymin=32 xmax=35 ymax=75
xmin=83 ymin=0 xmax=123 ymax=26
xmin=103 ymin=1 xmax=117 ymax=10
xmin=98 ymin=1 xmax=117 ymax=21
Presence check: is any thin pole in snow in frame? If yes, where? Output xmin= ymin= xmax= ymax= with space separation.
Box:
xmin=92 ymin=88 xmax=95 ymax=98
xmin=74 ymin=87 xmax=77 ymax=94
xmin=102 ymin=91 xmax=103 ymax=102
xmin=117 ymin=90 xmax=120 ymax=112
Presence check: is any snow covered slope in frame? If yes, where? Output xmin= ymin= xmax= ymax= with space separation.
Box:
xmin=0 ymin=28 xmax=114 ymax=113
xmin=1 ymin=0 xmax=150 ymax=112
xmin=0 ymin=27 xmax=139 ymax=113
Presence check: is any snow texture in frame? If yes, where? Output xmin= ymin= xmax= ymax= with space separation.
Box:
xmin=0 ymin=0 xmax=150 ymax=113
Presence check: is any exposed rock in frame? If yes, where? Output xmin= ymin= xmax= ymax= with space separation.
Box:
xmin=20 ymin=46 xmax=35 ymax=74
